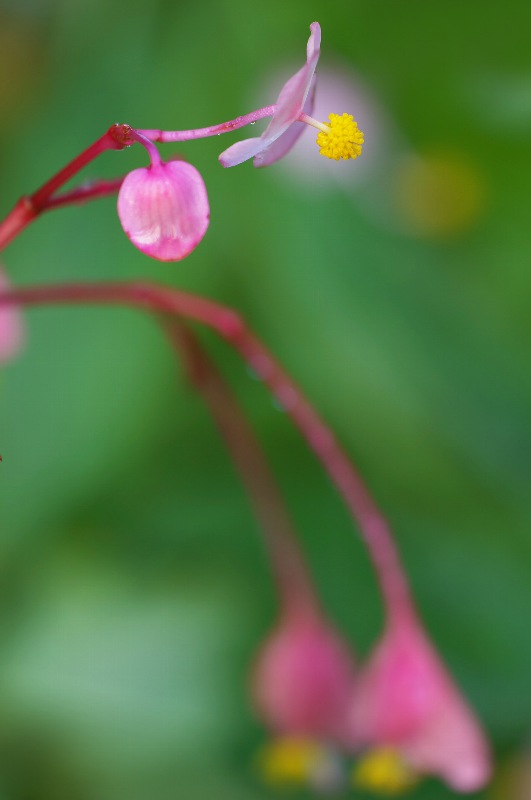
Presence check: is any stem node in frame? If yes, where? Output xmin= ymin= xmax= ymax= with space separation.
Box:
xmin=108 ymin=123 xmax=135 ymax=148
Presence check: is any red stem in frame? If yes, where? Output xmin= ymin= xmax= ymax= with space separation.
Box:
xmin=0 ymin=125 xmax=134 ymax=251
xmin=167 ymin=321 xmax=321 ymax=618
xmin=0 ymin=280 xmax=413 ymax=620
xmin=44 ymin=177 xmax=125 ymax=210
xmin=138 ymin=105 xmax=276 ymax=143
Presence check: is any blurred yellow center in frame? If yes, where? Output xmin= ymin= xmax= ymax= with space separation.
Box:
xmin=352 ymin=748 xmax=419 ymax=795
xmin=256 ymin=737 xmax=325 ymax=786
xmin=316 ymin=113 xmax=364 ymax=161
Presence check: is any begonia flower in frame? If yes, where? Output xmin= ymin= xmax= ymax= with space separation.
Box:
xmin=219 ymin=22 xmax=321 ymax=168
xmin=252 ymin=609 xmax=355 ymax=742
xmin=350 ymin=611 xmax=491 ymax=793
xmin=219 ymin=22 xmax=364 ymax=169
xmin=117 ymin=159 xmax=209 ymax=261
xmin=0 ymin=267 xmax=24 ymax=363
xmin=251 ymin=608 xmax=355 ymax=792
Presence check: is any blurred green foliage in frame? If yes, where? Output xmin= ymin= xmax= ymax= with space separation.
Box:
xmin=0 ymin=0 xmax=530 ymax=797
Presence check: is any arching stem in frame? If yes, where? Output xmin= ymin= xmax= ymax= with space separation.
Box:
xmin=0 ymin=280 xmax=414 ymax=623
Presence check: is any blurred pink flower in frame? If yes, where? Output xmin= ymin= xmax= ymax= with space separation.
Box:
xmin=350 ymin=611 xmax=491 ymax=792
xmin=117 ymin=160 xmax=209 ymax=261
xmin=252 ymin=608 xmax=355 ymax=743
xmin=0 ymin=267 xmax=24 ymax=362
xmin=219 ymin=22 xmax=321 ymax=168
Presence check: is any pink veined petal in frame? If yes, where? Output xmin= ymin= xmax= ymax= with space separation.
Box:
xmin=0 ymin=267 xmax=24 ymax=363
xmin=117 ymin=161 xmax=209 ymax=262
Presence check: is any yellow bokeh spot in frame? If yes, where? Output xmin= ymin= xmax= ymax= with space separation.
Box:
xmin=353 ymin=748 xmax=420 ymax=796
xmin=316 ymin=113 xmax=364 ymax=161
xmin=393 ymin=152 xmax=486 ymax=238
xmin=256 ymin=737 xmax=326 ymax=787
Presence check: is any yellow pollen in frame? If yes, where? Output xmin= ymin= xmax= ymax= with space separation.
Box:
xmin=352 ymin=748 xmax=420 ymax=796
xmin=256 ymin=737 xmax=327 ymax=787
xmin=316 ymin=113 xmax=364 ymax=161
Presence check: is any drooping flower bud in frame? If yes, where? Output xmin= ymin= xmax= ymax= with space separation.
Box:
xmin=252 ymin=610 xmax=355 ymax=743
xmin=117 ymin=160 xmax=209 ymax=261
xmin=350 ymin=613 xmax=491 ymax=793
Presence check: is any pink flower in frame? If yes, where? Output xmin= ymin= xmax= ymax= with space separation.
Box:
xmin=117 ymin=160 xmax=209 ymax=261
xmin=349 ymin=612 xmax=491 ymax=792
xmin=252 ymin=609 xmax=355 ymax=743
xmin=0 ymin=267 xmax=24 ymax=363
xmin=219 ymin=22 xmax=321 ymax=168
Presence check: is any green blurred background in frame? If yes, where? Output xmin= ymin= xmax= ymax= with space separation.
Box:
xmin=1 ymin=0 xmax=530 ymax=797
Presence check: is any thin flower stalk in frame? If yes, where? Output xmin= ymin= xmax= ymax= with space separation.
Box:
xmin=44 ymin=177 xmax=126 ymax=210
xmin=137 ymin=105 xmax=276 ymax=143
xmin=165 ymin=319 xmax=319 ymax=618
xmin=0 ymin=124 xmax=135 ymax=251
xmin=166 ymin=321 xmax=356 ymax=762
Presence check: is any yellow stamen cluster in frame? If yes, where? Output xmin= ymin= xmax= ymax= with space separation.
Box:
xmin=316 ymin=113 xmax=364 ymax=161
xmin=256 ymin=737 xmax=328 ymax=787
xmin=352 ymin=748 xmax=419 ymax=796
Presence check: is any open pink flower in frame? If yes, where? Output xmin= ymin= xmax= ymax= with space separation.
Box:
xmin=117 ymin=160 xmax=209 ymax=261
xmin=0 ymin=267 xmax=24 ymax=362
xmin=252 ymin=608 xmax=355 ymax=743
xmin=219 ymin=22 xmax=321 ymax=168
xmin=350 ymin=612 xmax=491 ymax=792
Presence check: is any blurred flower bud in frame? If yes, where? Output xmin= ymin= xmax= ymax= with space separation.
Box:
xmin=252 ymin=610 xmax=355 ymax=743
xmin=350 ymin=613 xmax=491 ymax=792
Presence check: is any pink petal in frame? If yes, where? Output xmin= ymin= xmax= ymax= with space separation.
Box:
xmin=0 ymin=268 xmax=24 ymax=363
xmin=218 ymin=136 xmax=270 ymax=168
xmin=117 ymin=161 xmax=209 ymax=261
xmin=219 ymin=22 xmax=321 ymax=168
xmin=256 ymin=79 xmax=316 ymax=167
xmin=252 ymin=611 xmax=355 ymax=742
xmin=350 ymin=615 xmax=491 ymax=791
xmin=307 ymin=21 xmax=321 ymax=61
xmin=404 ymin=681 xmax=491 ymax=792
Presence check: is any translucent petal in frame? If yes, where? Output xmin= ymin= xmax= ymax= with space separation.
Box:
xmin=256 ymin=79 xmax=316 ymax=168
xmin=218 ymin=136 xmax=271 ymax=168
xmin=219 ymin=22 xmax=321 ymax=168
xmin=117 ymin=161 xmax=209 ymax=261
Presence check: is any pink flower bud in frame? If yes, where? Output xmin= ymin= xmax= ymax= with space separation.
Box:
xmin=0 ymin=267 xmax=24 ymax=362
xmin=252 ymin=611 xmax=355 ymax=744
xmin=117 ymin=160 xmax=209 ymax=261
xmin=350 ymin=613 xmax=491 ymax=792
